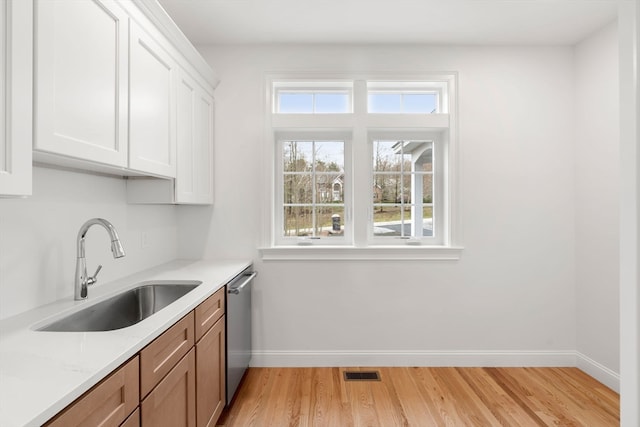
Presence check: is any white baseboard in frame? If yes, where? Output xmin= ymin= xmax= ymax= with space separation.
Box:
xmin=576 ymin=352 xmax=620 ymax=392
xmin=250 ymin=350 xmax=577 ymax=368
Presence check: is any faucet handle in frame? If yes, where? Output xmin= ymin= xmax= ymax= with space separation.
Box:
xmin=87 ymin=265 xmax=102 ymax=287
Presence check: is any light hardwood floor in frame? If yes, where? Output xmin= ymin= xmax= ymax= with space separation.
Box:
xmin=217 ymin=367 xmax=619 ymax=426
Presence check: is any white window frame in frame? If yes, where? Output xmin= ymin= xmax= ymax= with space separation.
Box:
xmin=368 ymin=131 xmax=446 ymax=246
xmin=274 ymin=131 xmax=352 ymax=246
xmin=261 ymin=74 xmax=462 ymax=261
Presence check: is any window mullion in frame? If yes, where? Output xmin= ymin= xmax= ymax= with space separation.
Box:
xmin=352 ymin=80 xmax=369 ymax=247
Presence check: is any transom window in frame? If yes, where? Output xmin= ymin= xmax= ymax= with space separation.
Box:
xmin=266 ymin=75 xmax=458 ymax=254
xmin=274 ymin=82 xmax=353 ymax=114
xmin=367 ymin=81 xmax=444 ymax=114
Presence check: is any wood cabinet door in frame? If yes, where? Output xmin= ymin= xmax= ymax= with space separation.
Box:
xmin=0 ymin=0 xmax=32 ymax=196
xmin=129 ymin=21 xmax=177 ymax=178
xmin=142 ymin=349 xmax=196 ymax=427
xmin=34 ymin=0 xmax=128 ymax=167
xmin=175 ymin=68 xmax=214 ymax=204
xmin=45 ymin=357 xmax=139 ymax=427
xmin=196 ymin=316 xmax=226 ymax=427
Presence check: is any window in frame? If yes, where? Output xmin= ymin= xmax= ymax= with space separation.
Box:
xmin=281 ymin=140 xmax=346 ymax=239
xmin=264 ymin=76 xmax=460 ymax=259
xmin=274 ymin=82 xmax=353 ymax=114
xmin=367 ymin=81 xmax=444 ymax=114
xmin=368 ymin=92 xmax=438 ymax=113
xmin=372 ymin=140 xmax=434 ymax=238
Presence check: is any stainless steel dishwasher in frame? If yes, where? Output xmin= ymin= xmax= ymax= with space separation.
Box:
xmin=226 ymin=266 xmax=256 ymax=405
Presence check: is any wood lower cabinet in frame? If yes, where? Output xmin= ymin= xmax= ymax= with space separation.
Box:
xmin=45 ymin=287 xmax=227 ymax=427
xmin=141 ymin=349 xmax=196 ymax=427
xmin=45 ymin=356 xmax=139 ymax=427
xmin=196 ymin=316 xmax=226 ymax=427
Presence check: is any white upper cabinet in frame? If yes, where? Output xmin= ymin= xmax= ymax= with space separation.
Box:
xmin=0 ymin=0 xmax=32 ymax=197
xmin=176 ymin=69 xmax=214 ymax=204
xmin=128 ymin=22 xmax=177 ymax=178
xmin=34 ymin=0 xmax=128 ymax=167
xmin=31 ymin=0 xmax=218 ymax=189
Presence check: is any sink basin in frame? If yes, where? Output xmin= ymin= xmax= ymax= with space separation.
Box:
xmin=37 ymin=281 xmax=202 ymax=332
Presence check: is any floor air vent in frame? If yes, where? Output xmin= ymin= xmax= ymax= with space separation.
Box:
xmin=343 ymin=371 xmax=381 ymax=381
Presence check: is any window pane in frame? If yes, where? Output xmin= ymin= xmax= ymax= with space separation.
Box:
xmin=373 ymin=173 xmax=402 ymax=203
xmin=279 ymin=93 xmax=313 ymax=113
xmin=403 ymin=93 xmax=437 ymax=113
xmin=315 ymin=93 xmax=350 ymax=113
xmin=314 ymin=141 xmax=344 ymax=171
xmin=373 ymin=141 xmax=397 ymax=172
xmin=421 ymin=174 xmax=433 ymax=203
xmin=316 ymin=174 xmax=343 ymax=203
xmin=421 ymin=206 xmax=434 ymax=237
xmin=284 ymin=206 xmax=313 ymax=236
xmin=283 ymin=141 xmax=313 ymax=172
xmin=284 ymin=174 xmax=312 ymax=204
xmin=373 ymin=204 xmax=406 ymax=236
xmin=316 ymin=206 xmax=344 ymax=237
xmin=368 ymin=93 xmax=401 ymax=113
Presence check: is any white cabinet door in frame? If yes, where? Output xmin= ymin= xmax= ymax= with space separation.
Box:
xmin=34 ymin=0 xmax=128 ymax=167
xmin=176 ymin=69 xmax=214 ymax=204
xmin=129 ymin=22 xmax=176 ymax=178
xmin=0 ymin=0 xmax=32 ymax=196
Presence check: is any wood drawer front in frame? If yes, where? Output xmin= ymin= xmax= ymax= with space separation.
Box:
xmin=141 ymin=348 xmax=196 ymax=427
xmin=195 ymin=287 xmax=225 ymax=341
xmin=141 ymin=312 xmax=194 ymax=398
xmin=45 ymin=356 xmax=139 ymax=427
xmin=121 ymin=408 xmax=140 ymax=427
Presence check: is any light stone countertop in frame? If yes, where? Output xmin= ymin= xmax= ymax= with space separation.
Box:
xmin=0 ymin=258 xmax=252 ymax=427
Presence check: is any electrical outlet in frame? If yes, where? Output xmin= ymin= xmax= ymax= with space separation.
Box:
xmin=141 ymin=231 xmax=150 ymax=249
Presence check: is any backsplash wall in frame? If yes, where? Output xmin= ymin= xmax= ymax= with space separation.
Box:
xmin=0 ymin=166 xmax=179 ymax=319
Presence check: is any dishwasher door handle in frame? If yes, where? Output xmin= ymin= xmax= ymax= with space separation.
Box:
xmin=228 ymin=271 xmax=257 ymax=295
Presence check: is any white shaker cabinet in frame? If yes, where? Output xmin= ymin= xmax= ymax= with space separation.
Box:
xmin=176 ymin=69 xmax=214 ymax=204
xmin=34 ymin=0 xmax=129 ymax=167
xmin=127 ymin=68 xmax=214 ymax=205
xmin=0 ymin=0 xmax=32 ymax=196
xmin=128 ymin=22 xmax=177 ymax=178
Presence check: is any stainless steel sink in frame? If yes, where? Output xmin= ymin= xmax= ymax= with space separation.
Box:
xmin=37 ymin=281 xmax=201 ymax=332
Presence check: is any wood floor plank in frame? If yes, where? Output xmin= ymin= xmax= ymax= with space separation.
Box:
xmin=217 ymin=367 xmax=620 ymax=427
xmin=388 ymin=367 xmax=442 ymax=425
xmin=456 ymin=367 xmax=540 ymax=427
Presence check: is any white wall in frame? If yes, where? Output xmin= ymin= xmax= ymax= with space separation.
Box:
xmin=185 ymin=44 xmax=579 ymax=367
xmin=573 ymin=23 xmax=620 ymax=389
xmin=0 ymin=166 xmax=178 ymax=319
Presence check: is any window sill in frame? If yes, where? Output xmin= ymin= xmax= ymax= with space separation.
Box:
xmin=259 ymin=245 xmax=463 ymax=261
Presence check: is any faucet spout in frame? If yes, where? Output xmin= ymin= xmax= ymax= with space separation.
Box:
xmin=74 ymin=218 xmax=126 ymax=300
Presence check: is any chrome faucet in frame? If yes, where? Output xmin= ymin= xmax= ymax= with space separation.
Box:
xmin=74 ymin=218 xmax=126 ymax=300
